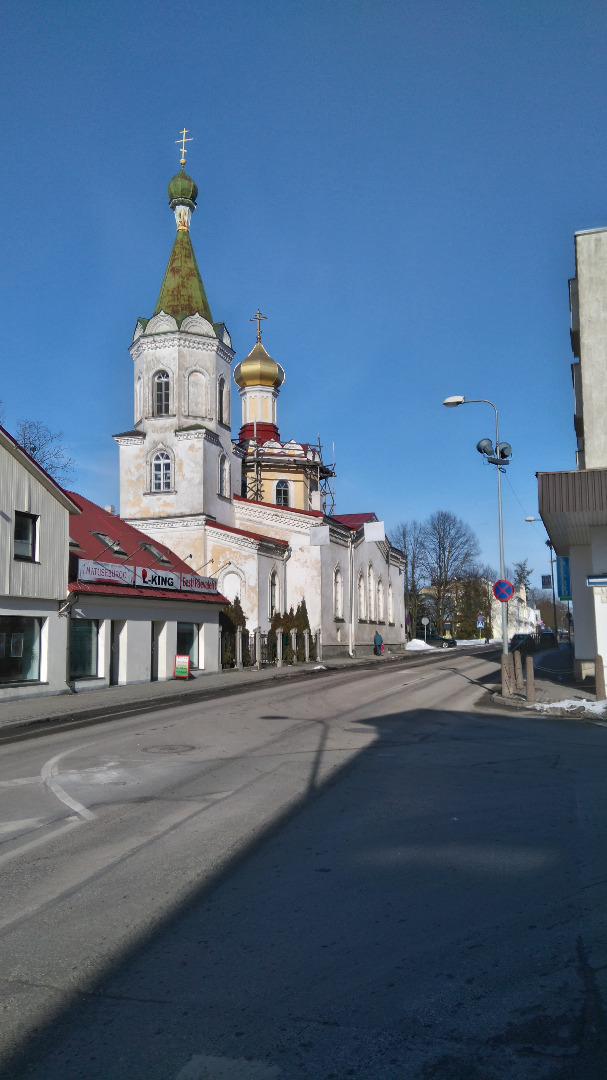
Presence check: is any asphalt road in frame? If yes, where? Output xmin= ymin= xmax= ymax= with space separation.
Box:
xmin=0 ymin=652 xmax=606 ymax=1079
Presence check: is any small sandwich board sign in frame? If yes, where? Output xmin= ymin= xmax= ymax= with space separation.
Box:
xmin=174 ymin=654 xmax=190 ymax=679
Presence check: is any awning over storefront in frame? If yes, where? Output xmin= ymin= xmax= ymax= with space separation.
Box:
xmin=537 ymin=468 xmax=607 ymax=552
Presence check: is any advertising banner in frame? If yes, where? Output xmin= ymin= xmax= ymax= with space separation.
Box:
xmin=174 ymin=654 xmax=190 ymax=678
xmin=181 ymin=574 xmax=218 ymax=593
xmin=135 ymin=567 xmax=180 ymax=590
xmin=556 ymin=556 xmax=571 ymax=601
xmin=78 ymin=559 xmax=135 ymax=585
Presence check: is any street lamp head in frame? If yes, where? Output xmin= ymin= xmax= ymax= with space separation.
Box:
xmin=525 ymin=516 xmax=537 ymax=522
xmin=443 ymin=395 xmax=466 ymax=407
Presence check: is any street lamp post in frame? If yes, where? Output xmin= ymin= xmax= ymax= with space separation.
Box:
xmin=443 ymin=395 xmax=510 ymax=658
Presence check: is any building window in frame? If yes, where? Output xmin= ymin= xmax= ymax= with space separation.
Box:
xmin=218 ymin=454 xmax=229 ymax=497
xmin=269 ymin=570 xmax=278 ymax=617
xmin=154 ymin=370 xmax=170 ymax=416
xmin=0 ymin=615 xmax=41 ymax=683
xmin=276 ymin=480 xmax=290 ymax=507
xmin=152 ymin=451 xmax=171 ymax=491
xmin=14 ymin=512 xmax=37 ymax=561
xmin=177 ymin=622 xmax=199 ymax=668
xmin=377 ymin=580 xmax=384 ymax=622
xmin=333 ymin=567 xmax=343 ymax=619
xmin=70 ymin=619 xmax=98 ymax=679
xmin=358 ymin=572 xmax=366 ymax=621
xmin=388 ymin=582 xmax=394 ymax=624
xmin=368 ymin=564 xmax=375 ymax=622
xmin=218 ymin=376 xmax=226 ymax=424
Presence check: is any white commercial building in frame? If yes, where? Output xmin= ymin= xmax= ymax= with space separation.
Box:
xmin=0 ymin=425 xmax=80 ymax=702
xmin=538 ymin=225 xmax=607 ymax=681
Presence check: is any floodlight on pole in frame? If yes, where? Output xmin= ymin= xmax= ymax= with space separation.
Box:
xmin=442 ymin=395 xmax=509 ymax=657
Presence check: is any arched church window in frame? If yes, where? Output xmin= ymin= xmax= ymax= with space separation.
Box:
xmin=368 ymin=564 xmax=375 ymax=622
xmin=218 ymin=376 xmax=226 ymax=425
xmin=334 ymin=567 xmax=343 ymax=619
xmin=269 ymin=570 xmax=278 ymax=618
xmin=218 ymin=454 xmax=230 ymax=497
xmin=377 ymin=579 xmax=384 ymax=622
xmin=358 ymin=572 xmax=366 ymax=621
xmin=154 ymin=371 xmax=170 ymax=416
xmin=152 ymin=451 xmax=171 ymax=492
xmin=276 ymin=480 xmax=290 ymax=507
xmin=388 ymin=582 xmax=394 ymax=624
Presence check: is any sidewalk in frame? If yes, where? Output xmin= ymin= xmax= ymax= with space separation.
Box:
xmin=0 ymin=652 xmax=409 ymax=737
xmin=3 ymin=644 xmax=598 ymax=740
xmin=489 ymin=643 xmax=607 ymax=723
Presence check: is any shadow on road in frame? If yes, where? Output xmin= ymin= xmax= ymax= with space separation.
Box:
xmin=2 ymin=700 xmax=607 ymax=1080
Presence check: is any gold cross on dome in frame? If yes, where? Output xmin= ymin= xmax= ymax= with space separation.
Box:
xmin=250 ymin=309 xmax=267 ymax=342
xmin=175 ymin=128 xmax=193 ymax=166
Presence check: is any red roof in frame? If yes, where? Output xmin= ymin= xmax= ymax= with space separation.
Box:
xmin=66 ymin=492 xmax=227 ymax=604
xmin=68 ymin=581 xmax=225 ymax=604
xmin=331 ymin=513 xmax=377 ymax=530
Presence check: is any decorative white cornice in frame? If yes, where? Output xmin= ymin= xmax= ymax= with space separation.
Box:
xmin=124 ymin=515 xmax=209 ymax=531
xmin=113 ymin=433 xmax=145 ymax=446
xmin=130 ymin=334 xmax=234 ymax=364
xmin=236 ymin=500 xmax=318 ymax=535
xmin=206 ymin=526 xmax=258 ymax=553
xmin=174 ymin=427 xmax=222 ymax=445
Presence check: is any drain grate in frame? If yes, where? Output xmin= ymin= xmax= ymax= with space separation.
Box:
xmin=142 ymin=744 xmax=196 ymax=754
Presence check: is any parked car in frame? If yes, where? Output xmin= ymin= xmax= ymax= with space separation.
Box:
xmin=427 ymin=634 xmax=457 ymax=649
xmin=510 ymin=633 xmax=532 ymax=651
xmin=539 ymin=630 xmax=558 ymax=650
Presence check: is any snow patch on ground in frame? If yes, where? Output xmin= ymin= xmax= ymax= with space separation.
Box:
xmin=531 ymin=698 xmax=607 ymax=717
xmin=406 ymin=639 xmax=437 ymax=651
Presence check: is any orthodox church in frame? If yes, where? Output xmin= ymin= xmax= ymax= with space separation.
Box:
xmin=113 ymin=152 xmax=406 ymax=658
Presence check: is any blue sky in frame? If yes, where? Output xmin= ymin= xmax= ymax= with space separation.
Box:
xmin=1 ymin=0 xmax=606 ymax=587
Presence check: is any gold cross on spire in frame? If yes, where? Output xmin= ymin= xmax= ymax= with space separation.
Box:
xmin=175 ymin=128 xmax=193 ymax=167
xmin=250 ymin=309 xmax=267 ymax=342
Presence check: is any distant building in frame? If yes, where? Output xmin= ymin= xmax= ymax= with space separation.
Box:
xmin=538 ymin=225 xmax=607 ymax=681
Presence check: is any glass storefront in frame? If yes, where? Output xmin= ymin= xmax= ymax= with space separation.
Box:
xmin=70 ymin=619 xmax=99 ymax=679
xmin=0 ymin=615 xmax=41 ymax=683
xmin=177 ymin=622 xmax=199 ymax=668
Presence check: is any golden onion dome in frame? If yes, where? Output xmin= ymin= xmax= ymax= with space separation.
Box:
xmin=233 ymin=341 xmax=285 ymax=389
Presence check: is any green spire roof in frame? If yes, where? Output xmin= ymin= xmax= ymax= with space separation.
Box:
xmin=154 ymin=226 xmax=213 ymax=325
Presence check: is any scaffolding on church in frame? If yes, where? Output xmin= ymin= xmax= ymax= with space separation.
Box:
xmin=242 ymin=432 xmax=336 ymax=514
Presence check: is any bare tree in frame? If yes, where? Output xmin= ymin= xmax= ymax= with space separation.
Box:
xmin=420 ymin=510 xmax=480 ymax=634
xmin=16 ymin=418 xmax=75 ymax=485
xmin=389 ymin=520 xmax=424 ymax=639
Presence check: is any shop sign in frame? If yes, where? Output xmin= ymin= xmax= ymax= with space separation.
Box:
xmin=181 ymin=573 xmax=218 ymax=593
xmin=78 ymin=559 xmax=134 ymax=585
xmin=556 ymin=556 xmax=571 ymax=600
xmin=174 ymin=654 xmax=190 ymax=678
xmin=135 ymin=567 xmax=180 ymax=590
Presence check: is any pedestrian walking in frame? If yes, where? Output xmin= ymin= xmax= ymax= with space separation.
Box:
xmin=374 ymin=629 xmax=383 ymax=656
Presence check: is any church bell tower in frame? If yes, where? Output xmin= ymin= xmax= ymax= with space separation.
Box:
xmin=114 ymin=134 xmax=238 ymax=525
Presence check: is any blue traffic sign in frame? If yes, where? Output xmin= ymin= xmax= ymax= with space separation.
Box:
xmin=493 ymin=578 xmax=514 ymax=602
